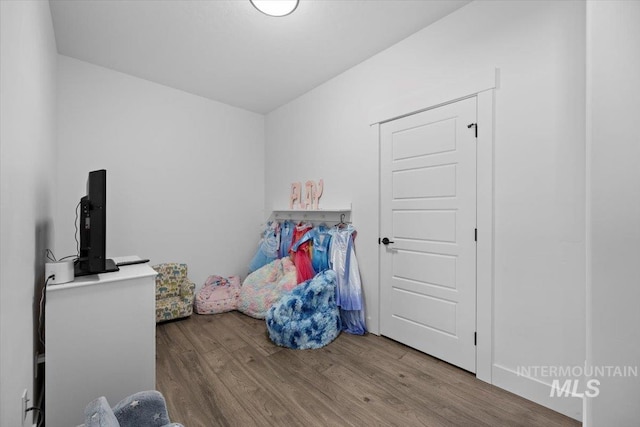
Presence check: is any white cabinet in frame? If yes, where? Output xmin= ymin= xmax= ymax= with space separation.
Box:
xmin=45 ymin=258 xmax=157 ymax=427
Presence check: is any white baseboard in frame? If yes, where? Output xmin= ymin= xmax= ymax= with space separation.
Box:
xmin=492 ymin=364 xmax=583 ymax=421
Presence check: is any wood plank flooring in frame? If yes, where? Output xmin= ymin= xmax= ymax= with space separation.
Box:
xmin=156 ymin=312 xmax=580 ymax=427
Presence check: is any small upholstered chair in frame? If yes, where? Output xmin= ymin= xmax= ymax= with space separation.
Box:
xmin=152 ymin=263 xmax=196 ymax=323
xmin=82 ymin=390 xmax=183 ymax=427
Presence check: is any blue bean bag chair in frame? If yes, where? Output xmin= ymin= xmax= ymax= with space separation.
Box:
xmin=266 ymin=270 xmax=341 ymax=350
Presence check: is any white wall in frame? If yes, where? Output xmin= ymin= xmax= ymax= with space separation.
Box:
xmin=587 ymin=1 xmax=640 ymax=426
xmin=265 ymin=0 xmax=586 ymax=419
xmin=56 ymin=56 xmax=265 ymax=288
xmin=0 ymin=1 xmax=58 ymax=426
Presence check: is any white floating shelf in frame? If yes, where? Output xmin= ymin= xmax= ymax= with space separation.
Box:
xmin=270 ymin=205 xmax=352 ymax=223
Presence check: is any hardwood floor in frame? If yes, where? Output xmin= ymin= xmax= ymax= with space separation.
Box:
xmin=156 ymin=312 xmax=580 ymax=427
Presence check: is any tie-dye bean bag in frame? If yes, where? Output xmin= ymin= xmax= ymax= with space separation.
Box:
xmin=266 ymin=270 xmax=341 ymax=350
xmin=237 ymin=257 xmax=298 ymax=319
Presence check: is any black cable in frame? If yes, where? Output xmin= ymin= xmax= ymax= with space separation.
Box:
xmin=45 ymin=249 xmax=77 ymax=263
xmin=38 ymin=275 xmax=55 ymax=348
xmin=75 ymin=200 xmax=81 ymax=257
xmin=26 ymin=405 xmax=42 ymax=426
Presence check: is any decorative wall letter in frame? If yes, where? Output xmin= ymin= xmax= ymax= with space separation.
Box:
xmin=304 ymin=181 xmax=315 ymax=210
xmin=289 ymin=182 xmax=301 ymax=209
xmin=313 ymin=179 xmax=324 ymax=210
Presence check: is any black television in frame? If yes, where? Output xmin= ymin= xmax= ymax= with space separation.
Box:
xmin=74 ymin=169 xmax=119 ymax=277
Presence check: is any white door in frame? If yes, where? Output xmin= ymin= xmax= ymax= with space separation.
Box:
xmin=380 ymin=97 xmax=477 ymax=372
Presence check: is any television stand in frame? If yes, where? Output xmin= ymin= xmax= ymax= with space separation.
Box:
xmin=74 ymin=258 xmax=119 ymax=277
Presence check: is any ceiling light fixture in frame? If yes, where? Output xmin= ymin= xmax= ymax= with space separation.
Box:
xmin=250 ymin=0 xmax=299 ymax=17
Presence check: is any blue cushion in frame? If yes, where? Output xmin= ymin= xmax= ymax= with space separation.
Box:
xmin=84 ymin=396 xmax=120 ymax=427
xmin=112 ymin=391 xmax=171 ymax=426
xmin=83 ymin=391 xmax=183 ymax=427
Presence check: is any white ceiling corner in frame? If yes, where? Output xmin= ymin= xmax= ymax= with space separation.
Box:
xmin=49 ymin=0 xmax=471 ymax=114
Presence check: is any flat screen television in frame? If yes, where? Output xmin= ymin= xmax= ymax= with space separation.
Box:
xmin=74 ymin=169 xmax=119 ymax=277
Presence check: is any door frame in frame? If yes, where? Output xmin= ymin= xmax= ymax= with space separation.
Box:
xmin=369 ymin=68 xmax=497 ymax=383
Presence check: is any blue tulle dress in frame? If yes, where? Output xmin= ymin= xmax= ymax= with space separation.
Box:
xmin=279 ymin=220 xmax=294 ymax=258
xmin=248 ymin=221 xmax=280 ymax=273
xmin=329 ymin=225 xmax=367 ymax=335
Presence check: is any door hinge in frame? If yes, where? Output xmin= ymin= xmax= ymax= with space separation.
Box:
xmin=467 ymin=123 xmax=478 ymax=138
xmin=474 ymin=332 xmax=477 ymax=346
xmin=474 ymin=228 xmax=477 ymax=242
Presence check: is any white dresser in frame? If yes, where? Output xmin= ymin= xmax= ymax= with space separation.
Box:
xmin=45 ymin=258 xmax=157 ymax=427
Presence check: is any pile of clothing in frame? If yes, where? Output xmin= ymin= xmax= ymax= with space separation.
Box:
xmin=249 ymin=220 xmax=366 ymax=335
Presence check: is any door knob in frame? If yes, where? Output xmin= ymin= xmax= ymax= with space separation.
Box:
xmin=381 ymin=237 xmax=395 ymax=245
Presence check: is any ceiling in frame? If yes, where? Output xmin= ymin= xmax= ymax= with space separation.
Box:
xmin=49 ymin=0 xmax=470 ymax=114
